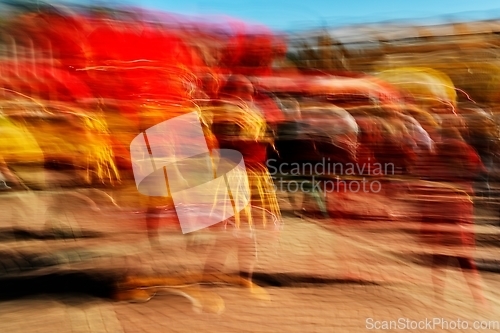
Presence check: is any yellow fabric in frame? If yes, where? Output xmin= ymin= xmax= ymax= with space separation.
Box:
xmin=0 ymin=102 xmax=120 ymax=184
xmin=0 ymin=116 xmax=43 ymax=164
xmin=200 ymin=102 xmax=269 ymax=142
xmin=442 ymin=62 xmax=500 ymax=104
xmin=375 ymin=67 xmax=457 ymax=109
xmin=201 ymin=103 xmax=280 ymax=229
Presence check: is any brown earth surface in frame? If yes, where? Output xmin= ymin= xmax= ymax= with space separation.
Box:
xmin=0 ymin=171 xmax=499 ymax=332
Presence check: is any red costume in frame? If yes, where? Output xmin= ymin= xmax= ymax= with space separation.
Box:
xmin=417 ymin=138 xmax=485 ymax=258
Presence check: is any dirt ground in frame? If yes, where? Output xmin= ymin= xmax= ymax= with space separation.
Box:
xmin=0 ymin=173 xmax=499 ymax=332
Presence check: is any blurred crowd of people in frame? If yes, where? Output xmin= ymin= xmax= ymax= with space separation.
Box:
xmin=0 ymin=3 xmax=498 ymax=307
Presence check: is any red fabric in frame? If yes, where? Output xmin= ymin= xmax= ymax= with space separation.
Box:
xmin=219 ymin=33 xmax=277 ymax=76
xmin=415 ymin=139 xmax=482 ymax=251
xmin=441 ymin=139 xmax=485 ymax=172
xmin=18 ymin=12 xmax=89 ymax=70
xmin=0 ymin=62 xmax=93 ymax=101
xmin=85 ymin=23 xmax=123 ymax=62
xmin=254 ymin=94 xmax=285 ymax=124
xmin=424 ymin=139 xmax=485 ymax=185
xmin=219 ymin=140 xmax=268 ymax=167
xmin=227 ymin=66 xmax=273 ymax=76
xmin=354 ymin=117 xmax=385 ymax=175
xmin=354 ymin=145 xmax=380 ymax=176
xmin=419 ymin=199 xmax=475 ymax=250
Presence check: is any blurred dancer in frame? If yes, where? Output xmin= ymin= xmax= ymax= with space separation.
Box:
xmin=137 ymin=101 xmax=217 ymax=248
xmin=460 ymin=105 xmax=499 ymax=206
xmin=202 ymin=75 xmax=281 ymax=282
xmin=273 ymin=96 xmax=308 ymax=215
xmin=415 ymin=125 xmax=488 ymax=308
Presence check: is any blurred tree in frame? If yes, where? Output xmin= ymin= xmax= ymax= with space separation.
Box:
xmin=286 ymin=32 xmax=350 ymax=72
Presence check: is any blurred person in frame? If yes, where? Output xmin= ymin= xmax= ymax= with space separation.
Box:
xmin=219 ymin=74 xmax=284 ymax=125
xmin=215 ymin=75 xmax=279 ymax=217
xmin=459 ymin=104 xmax=499 ymax=205
xmin=273 ymin=100 xmax=359 ymax=217
xmin=137 ymin=101 xmax=217 ymax=248
xmin=413 ymin=124 xmax=488 ymax=309
xmin=416 ymin=187 xmax=489 ymax=309
xmin=352 ymin=116 xmax=386 ymax=176
xmin=272 ymin=96 xmax=309 ymax=216
xmin=218 ymin=74 xmax=255 ymax=105
xmin=203 ymin=75 xmax=281 ymax=284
